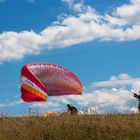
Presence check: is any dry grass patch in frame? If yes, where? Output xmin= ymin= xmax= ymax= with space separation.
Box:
xmin=0 ymin=114 xmax=140 ymax=140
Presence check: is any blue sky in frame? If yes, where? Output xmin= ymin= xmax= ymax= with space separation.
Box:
xmin=1 ymin=0 xmax=140 ymax=116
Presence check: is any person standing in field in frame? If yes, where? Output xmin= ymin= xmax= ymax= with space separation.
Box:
xmin=67 ymin=104 xmax=78 ymax=115
xmin=133 ymin=92 xmax=140 ymax=113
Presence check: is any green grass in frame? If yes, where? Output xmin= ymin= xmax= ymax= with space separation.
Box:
xmin=0 ymin=114 xmax=140 ymax=140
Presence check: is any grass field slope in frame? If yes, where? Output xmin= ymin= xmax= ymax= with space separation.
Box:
xmin=0 ymin=114 xmax=140 ymax=140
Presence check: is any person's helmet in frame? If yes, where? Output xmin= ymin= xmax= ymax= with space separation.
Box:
xmin=67 ymin=104 xmax=70 ymax=108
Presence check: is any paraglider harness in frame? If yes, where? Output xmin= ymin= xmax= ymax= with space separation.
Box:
xmin=133 ymin=92 xmax=140 ymax=112
xmin=67 ymin=104 xmax=78 ymax=115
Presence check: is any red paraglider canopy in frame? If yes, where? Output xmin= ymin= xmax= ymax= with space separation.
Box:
xmin=20 ymin=63 xmax=83 ymax=102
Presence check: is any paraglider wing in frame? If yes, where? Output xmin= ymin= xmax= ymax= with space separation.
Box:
xmin=20 ymin=64 xmax=48 ymax=102
xmin=20 ymin=63 xmax=83 ymax=102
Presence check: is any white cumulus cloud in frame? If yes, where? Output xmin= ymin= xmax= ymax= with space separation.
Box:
xmin=1 ymin=0 xmax=140 ymax=62
xmin=32 ymin=87 xmax=138 ymax=114
xmin=32 ymin=73 xmax=140 ymax=114
xmin=93 ymin=73 xmax=140 ymax=87
xmin=0 ymin=99 xmax=23 ymax=108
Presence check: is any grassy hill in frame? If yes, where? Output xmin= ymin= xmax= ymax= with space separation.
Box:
xmin=0 ymin=114 xmax=140 ymax=140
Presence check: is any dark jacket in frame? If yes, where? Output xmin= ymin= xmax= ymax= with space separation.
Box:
xmin=134 ymin=93 xmax=140 ymax=101
xmin=67 ymin=104 xmax=78 ymax=115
